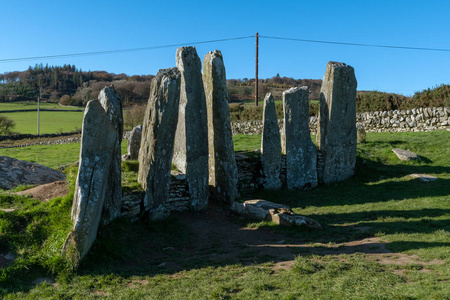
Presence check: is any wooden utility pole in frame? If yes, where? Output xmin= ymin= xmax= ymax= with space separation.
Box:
xmin=255 ymin=32 xmax=259 ymax=106
xmin=37 ymin=87 xmax=41 ymax=136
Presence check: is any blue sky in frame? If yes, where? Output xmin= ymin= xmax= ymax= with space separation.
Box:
xmin=1 ymin=0 xmax=449 ymax=96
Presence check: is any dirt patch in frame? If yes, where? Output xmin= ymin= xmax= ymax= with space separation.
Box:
xmin=14 ymin=181 xmax=69 ymax=201
xmin=135 ymin=206 xmax=444 ymax=275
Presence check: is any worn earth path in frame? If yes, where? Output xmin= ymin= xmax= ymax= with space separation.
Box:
xmin=135 ymin=205 xmax=443 ymax=274
xmin=0 ymin=186 xmax=443 ymax=277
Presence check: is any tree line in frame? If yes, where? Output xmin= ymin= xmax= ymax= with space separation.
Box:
xmin=1 ymin=64 xmax=448 ymax=112
xmin=0 ymin=63 xmax=154 ymax=105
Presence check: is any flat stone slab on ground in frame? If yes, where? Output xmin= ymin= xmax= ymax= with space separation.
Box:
xmin=231 ymin=199 xmax=321 ymax=229
xmin=409 ymin=173 xmax=437 ymax=182
xmin=0 ymin=156 xmax=66 ymax=190
xmin=392 ymin=148 xmax=420 ymax=161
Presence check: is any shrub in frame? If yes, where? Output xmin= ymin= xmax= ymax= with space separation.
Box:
xmin=124 ymin=103 xmax=146 ymax=130
xmin=0 ymin=115 xmax=15 ymax=134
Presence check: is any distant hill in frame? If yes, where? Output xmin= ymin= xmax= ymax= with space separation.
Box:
xmin=1 ymin=65 xmax=448 ymax=111
xmin=227 ymin=74 xmax=322 ymax=101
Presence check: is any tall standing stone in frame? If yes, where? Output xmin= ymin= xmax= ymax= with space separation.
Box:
xmin=98 ymin=86 xmax=123 ymax=224
xmin=127 ymin=125 xmax=142 ymax=160
xmin=261 ymin=93 xmax=282 ymax=189
xmin=203 ymin=50 xmax=238 ymax=203
xmin=282 ymin=87 xmax=318 ymax=190
xmin=172 ymin=47 xmax=209 ymax=210
xmin=317 ymin=61 xmax=357 ymax=183
xmin=138 ymin=68 xmax=181 ymax=219
xmin=62 ymin=99 xmax=119 ymax=267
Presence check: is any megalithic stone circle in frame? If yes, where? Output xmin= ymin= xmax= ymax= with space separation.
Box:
xmin=317 ymin=61 xmax=357 ymax=184
xmin=98 ymin=86 xmax=123 ymax=224
xmin=62 ymin=99 xmax=119 ymax=267
xmin=138 ymin=68 xmax=181 ymax=219
xmin=203 ymin=50 xmax=238 ymax=203
xmin=282 ymin=87 xmax=318 ymax=190
xmin=261 ymin=93 xmax=282 ymax=189
xmin=172 ymin=47 xmax=209 ymax=210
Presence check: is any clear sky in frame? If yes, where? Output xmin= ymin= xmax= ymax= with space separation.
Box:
xmin=1 ymin=0 xmax=449 ymax=96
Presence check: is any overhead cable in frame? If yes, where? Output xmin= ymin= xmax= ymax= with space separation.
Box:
xmin=260 ymin=35 xmax=450 ymax=52
xmin=0 ymin=36 xmax=254 ymax=63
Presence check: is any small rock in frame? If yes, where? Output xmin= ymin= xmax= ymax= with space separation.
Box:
xmin=157 ymin=262 xmax=167 ymax=267
xmin=32 ymin=277 xmax=55 ymax=286
xmin=392 ymin=148 xmax=420 ymax=161
xmin=409 ymin=173 xmax=437 ymax=182
xmin=4 ymin=251 xmax=16 ymax=261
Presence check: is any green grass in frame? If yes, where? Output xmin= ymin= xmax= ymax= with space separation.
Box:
xmin=0 ymin=141 xmax=128 ymax=169
xmin=1 ymin=111 xmax=84 ymax=134
xmin=0 ymin=130 xmax=449 ymax=299
xmin=0 ymin=101 xmax=83 ymax=111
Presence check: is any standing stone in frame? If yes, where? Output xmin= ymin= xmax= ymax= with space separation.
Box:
xmin=172 ymin=47 xmax=209 ymax=210
xmin=317 ymin=61 xmax=357 ymax=183
xmin=282 ymin=87 xmax=318 ymax=190
xmin=138 ymin=68 xmax=181 ymax=219
xmin=62 ymin=99 xmax=119 ymax=267
xmin=357 ymin=124 xmax=366 ymax=143
xmin=261 ymin=93 xmax=282 ymax=189
xmin=98 ymin=86 xmax=123 ymax=224
xmin=203 ymin=50 xmax=238 ymax=203
xmin=127 ymin=125 xmax=142 ymax=160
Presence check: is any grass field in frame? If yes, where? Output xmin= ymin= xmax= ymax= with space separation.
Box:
xmin=1 ymin=111 xmax=84 ymax=135
xmin=0 ymin=130 xmax=449 ymax=299
xmin=0 ymin=142 xmax=128 ymax=169
xmin=0 ymin=101 xmax=83 ymax=112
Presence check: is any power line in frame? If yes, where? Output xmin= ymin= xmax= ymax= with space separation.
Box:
xmin=260 ymin=35 xmax=450 ymax=52
xmin=0 ymin=36 xmax=254 ymax=63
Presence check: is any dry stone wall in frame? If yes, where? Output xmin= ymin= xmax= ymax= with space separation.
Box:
xmin=356 ymin=107 xmax=450 ymax=132
xmin=231 ymin=107 xmax=449 ymax=135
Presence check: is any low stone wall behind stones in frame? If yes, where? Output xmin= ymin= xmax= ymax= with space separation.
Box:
xmin=231 ymin=106 xmax=450 ymax=135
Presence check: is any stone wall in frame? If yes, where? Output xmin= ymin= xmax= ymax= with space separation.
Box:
xmin=0 ymin=131 xmax=81 ymax=142
xmin=231 ymin=107 xmax=450 ymax=135
xmin=356 ymin=107 xmax=449 ymax=132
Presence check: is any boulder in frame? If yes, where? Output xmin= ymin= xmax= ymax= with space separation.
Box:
xmin=282 ymin=87 xmax=318 ymax=190
xmin=231 ymin=199 xmax=321 ymax=229
xmin=138 ymin=68 xmax=181 ymax=218
xmin=261 ymin=93 xmax=282 ymax=189
xmin=0 ymin=156 xmax=65 ymax=190
xmin=62 ymin=99 xmax=119 ymax=267
xmin=317 ymin=61 xmax=357 ymax=183
xmin=173 ymin=47 xmax=209 ymax=210
xmin=203 ymin=50 xmax=239 ymax=203
xmin=392 ymin=148 xmax=420 ymax=161
xmin=127 ymin=125 xmax=142 ymax=160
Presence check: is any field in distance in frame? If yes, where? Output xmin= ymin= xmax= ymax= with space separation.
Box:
xmin=0 ymin=101 xmax=83 ymax=112
xmin=0 ymin=101 xmax=84 ymax=135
